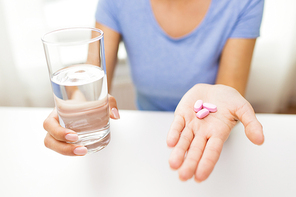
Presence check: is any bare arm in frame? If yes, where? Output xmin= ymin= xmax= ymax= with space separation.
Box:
xmin=166 ymin=38 xmax=262 ymax=182
xmin=216 ymin=38 xmax=256 ymax=96
xmin=72 ymin=22 xmax=121 ymax=98
xmin=95 ymin=22 xmax=121 ymax=92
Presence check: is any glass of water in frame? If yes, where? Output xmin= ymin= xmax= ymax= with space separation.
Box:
xmin=42 ymin=27 xmax=110 ymax=153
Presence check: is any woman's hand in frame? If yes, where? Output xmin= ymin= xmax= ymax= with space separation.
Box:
xmin=167 ymin=84 xmax=264 ymax=182
xmin=43 ymin=95 xmax=120 ymax=156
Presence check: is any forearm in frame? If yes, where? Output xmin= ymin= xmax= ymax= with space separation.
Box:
xmin=95 ymin=22 xmax=121 ymax=92
xmin=215 ymin=38 xmax=256 ymax=96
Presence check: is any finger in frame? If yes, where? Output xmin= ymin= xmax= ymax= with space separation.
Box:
xmin=44 ymin=133 xmax=87 ymax=156
xmin=236 ymin=102 xmax=264 ymax=145
xmin=169 ymin=127 xmax=193 ymax=170
xmin=167 ymin=114 xmax=185 ymax=147
xmin=195 ymin=137 xmax=223 ymax=182
xmin=43 ymin=109 xmax=78 ymax=142
xmin=178 ymin=134 xmax=207 ymax=181
xmin=108 ymin=94 xmax=120 ymax=119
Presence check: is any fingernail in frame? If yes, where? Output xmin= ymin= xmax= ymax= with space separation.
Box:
xmin=65 ymin=133 xmax=79 ymax=142
xmin=74 ymin=147 xmax=88 ymax=156
xmin=112 ymin=108 xmax=120 ymax=119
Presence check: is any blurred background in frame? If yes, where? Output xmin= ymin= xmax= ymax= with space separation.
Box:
xmin=0 ymin=0 xmax=296 ymax=113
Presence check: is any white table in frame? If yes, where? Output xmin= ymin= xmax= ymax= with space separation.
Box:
xmin=0 ymin=107 xmax=296 ymax=196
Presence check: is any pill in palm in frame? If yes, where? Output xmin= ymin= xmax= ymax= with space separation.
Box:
xmin=194 ymin=100 xmax=203 ymax=112
xmin=203 ymin=103 xmax=217 ymax=113
xmin=196 ymin=108 xmax=210 ymax=119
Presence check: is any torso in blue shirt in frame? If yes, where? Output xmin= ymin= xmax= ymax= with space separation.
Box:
xmin=96 ymin=0 xmax=264 ymax=111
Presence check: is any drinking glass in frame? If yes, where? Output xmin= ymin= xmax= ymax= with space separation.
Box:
xmin=42 ymin=27 xmax=110 ymax=153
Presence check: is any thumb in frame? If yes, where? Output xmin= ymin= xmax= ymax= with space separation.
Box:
xmin=108 ymin=94 xmax=120 ymax=120
xmin=235 ymin=101 xmax=264 ymax=145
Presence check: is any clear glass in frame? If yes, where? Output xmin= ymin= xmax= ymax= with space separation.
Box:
xmin=42 ymin=27 xmax=110 ymax=153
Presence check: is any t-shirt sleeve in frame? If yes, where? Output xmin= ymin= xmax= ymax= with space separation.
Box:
xmin=95 ymin=0 xmax=121 ymax=33
xmin=230 ymin=0 xmax=264 ymax=38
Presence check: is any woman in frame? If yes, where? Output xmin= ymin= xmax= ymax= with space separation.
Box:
xmin=97 ymin=0 xmax=264 ymax=110
xmin=43 ymin=0 xmax=265 ymax=182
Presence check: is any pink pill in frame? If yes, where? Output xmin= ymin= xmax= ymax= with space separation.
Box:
xmin=194 ymin=100 xmax=203 ymax=112
xmin=196 ymin=108 xmax=210 ymax=119
xmin=203 ymin=103 xmax=217 ymax=113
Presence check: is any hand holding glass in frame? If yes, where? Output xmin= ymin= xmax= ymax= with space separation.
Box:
xmin=42 ymin=27 xmax=110 ymax=153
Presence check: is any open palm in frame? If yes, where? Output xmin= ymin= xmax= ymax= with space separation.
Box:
xmin=167 ymin=84 xmax=264 ymax=182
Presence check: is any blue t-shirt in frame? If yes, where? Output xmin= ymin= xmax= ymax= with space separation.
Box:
xmin=96 ymin=0 xmax=264 ymax=111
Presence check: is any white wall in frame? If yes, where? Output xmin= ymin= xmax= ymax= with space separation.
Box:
xmin=0 ymin=0 xmax=99 ymax=107
xmin=245 ymin=0 xmax=296 ymax=113
xmin=0 ymin=1 xmax=27 ymax=106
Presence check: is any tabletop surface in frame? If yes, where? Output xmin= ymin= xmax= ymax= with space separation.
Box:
xmin=0 ymin=107 xmax=296 ymax=197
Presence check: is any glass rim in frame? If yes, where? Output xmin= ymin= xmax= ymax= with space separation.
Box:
xmin=41 ymin=27 xmax=104 ymax=46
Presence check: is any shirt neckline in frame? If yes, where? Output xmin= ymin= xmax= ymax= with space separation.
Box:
xmin=146 ymin=0 xmax=214 ymax=41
